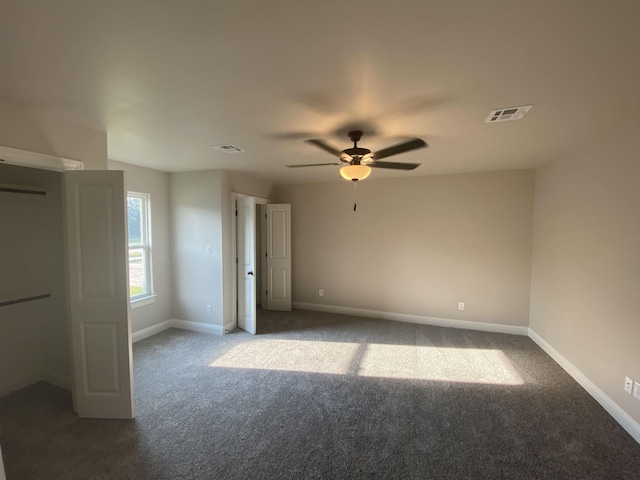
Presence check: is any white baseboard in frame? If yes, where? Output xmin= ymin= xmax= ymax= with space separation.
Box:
xmin=292 ymin=301 xmax=529 ymax=336
xmin=170 ymin=319 xmax=224 ymax=336
xmin=529 ymin=328 xmax=640 ymax=444
xmin=132 ymin=320 xmax=172 ymax=343
xmin=132 ymin=319 xmax=223 ymax=344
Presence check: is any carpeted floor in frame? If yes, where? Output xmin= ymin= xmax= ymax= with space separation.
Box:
xmin=1 ymin=309 xmax=640 ymax=479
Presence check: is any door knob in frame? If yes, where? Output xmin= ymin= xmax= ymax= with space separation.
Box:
xmin=248 ymin=271 xmax=254 ymax=276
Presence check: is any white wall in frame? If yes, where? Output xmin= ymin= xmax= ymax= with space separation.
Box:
xmin=109 ymin=160 xmax=172 ymax=333
xmin=0 ymin=101 xmax=109 ymax=395
xmin=169 ymin=170 xmax=272 ymax=331
xmin=171 ymin=171 xmax=225 ymax=327
xmin=0 ymin=164 xmax=69 ymax=394
xmin=530 ymin=121 xmax=640 ymax=427
xmin=0 ymin=101 xmax=107 ymax=170
xmin=272 ymin=170 xmax=535 ymax=326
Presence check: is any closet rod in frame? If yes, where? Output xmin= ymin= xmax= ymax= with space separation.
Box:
xmin=0 ymin=184 xmax=47 ymax=195
xmin=0 ymin=293 xmax=51 ymax=307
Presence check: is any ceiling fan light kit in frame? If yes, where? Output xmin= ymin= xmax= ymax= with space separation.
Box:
xmin=288 ymin=130 xmax=427 ymax=182
xmin=288 ymin=129 xmax=427 ymax=211
xmin=340 ymin=164 xmax=371 ymax=181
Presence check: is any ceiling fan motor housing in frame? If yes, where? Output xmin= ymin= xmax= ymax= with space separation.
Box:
xmin=342 ymin=147 xmax=373 ymax=165
xmin=291 ymin=129 xmax=424 ymax=171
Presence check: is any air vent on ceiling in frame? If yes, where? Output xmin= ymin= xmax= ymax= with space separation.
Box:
xmin=214 ymin=144 xmax=244 ymax=153
xmin=485 ymin=105 xmax=533 ymax=123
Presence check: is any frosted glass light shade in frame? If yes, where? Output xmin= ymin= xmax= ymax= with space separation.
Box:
xmin=340 ymin=165 xmax=371 ymax=181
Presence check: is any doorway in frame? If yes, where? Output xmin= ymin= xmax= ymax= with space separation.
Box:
xmin=231 ymin=195 xmax=292 ymax=335
xmin=0 ymin=147 xmax=134 ymax=420
xmin=232 ymin=194 xmax=267 ymax=335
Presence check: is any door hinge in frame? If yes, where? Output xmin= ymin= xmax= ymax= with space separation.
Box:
xmin=265 ymin=213 xmax=267 ymax=219
xmin=235 ymin=210 xmax=238 ymax=216
xmin=265 ymin=252 xmax=267 ymax=257
xmin=236 ymin=257 xmax=238 ymax=264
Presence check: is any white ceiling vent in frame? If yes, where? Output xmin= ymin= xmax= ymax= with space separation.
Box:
xmin=485 ymin=105 xmax=533 ymax=123
xmin=214 ymin=144 xmax=244 ymax=153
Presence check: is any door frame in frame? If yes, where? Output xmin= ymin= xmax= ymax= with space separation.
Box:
xmin=2 ymin=146 xmax=135 ymax=419
xmin=0 ymin=146 xmax=86 ymax=416
xmin=230 ymin=193 xmax=268 ymax=332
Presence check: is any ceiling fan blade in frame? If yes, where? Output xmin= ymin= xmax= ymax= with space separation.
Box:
xmin=370 ymin=161 xmax=421 ymax=170
xmin=373 ymin=138 xmax=427 ymax=160
xmin=287 ymin=162 xmax=341 ymax=168
xmin=305 ymin=139 xmax=342 ymax=157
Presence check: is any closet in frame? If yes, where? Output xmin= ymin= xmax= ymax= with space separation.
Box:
xmin=0 ymin=158 xmax=133 ymax=419
xmin=0 ymin=163 xmax=69 ymax=394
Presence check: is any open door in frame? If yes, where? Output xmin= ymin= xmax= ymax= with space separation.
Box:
xmin=236 ymin=196 xmax=256 ymax=334
xmin=64 ymin=171 xmax=134 ymax=419
xmin=266 ymin=204 xmax=291 ymax=311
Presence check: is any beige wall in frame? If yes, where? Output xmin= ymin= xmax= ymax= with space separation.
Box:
xmin=530 ymin=122 xmax=640 ymax=425
xmin=272 ymin=170 xmax=534 ymax=326
xmin=227 ymin=170 xmax=272 ymax=200
xmin=109 ymin=160 xmax=172 ymax=333
xmin=0 ymin=101 xmax=107 ymax=170
xmin=0 ymin=164 xmax=69 ymax=394
xmin=171 ymin=171 xmax=225 ymax=326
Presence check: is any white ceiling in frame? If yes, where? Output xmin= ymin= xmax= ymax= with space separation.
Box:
xmin=1 ymin=1 xmax=639 ymax=184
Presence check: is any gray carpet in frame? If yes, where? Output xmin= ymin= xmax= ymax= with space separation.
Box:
xmin=1 ymin=309 xmax=640 ymax=479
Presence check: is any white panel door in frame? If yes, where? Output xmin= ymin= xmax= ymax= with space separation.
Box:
xmin=266 ymin=204 xmax=291 ymax=311
xmin=236 ymin=197 xmax=256 ymax=334
xmin=64 ymin=171 xmax=134 ymax=419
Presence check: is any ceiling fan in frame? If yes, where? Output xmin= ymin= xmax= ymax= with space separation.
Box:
xmin=288 ymin=130 xmax=427 ymax=182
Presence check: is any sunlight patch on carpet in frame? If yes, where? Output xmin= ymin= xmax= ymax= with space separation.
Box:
xmin=209 ymin=340 xmax=524 ymax=385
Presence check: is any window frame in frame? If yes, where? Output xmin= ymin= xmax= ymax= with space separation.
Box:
xmin=127 ymin=191 xmax=154 ymax=305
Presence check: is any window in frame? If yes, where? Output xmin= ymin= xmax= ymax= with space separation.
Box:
xmin=127 ymin=192 xmax=153 ymax=302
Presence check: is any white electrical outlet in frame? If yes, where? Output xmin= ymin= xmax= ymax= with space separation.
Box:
xmin=206 ymin=304 xmax=212 ymax=315
xmin=319 ymin=289 xmax=324 ymax=297
xmin=634 ymin=382 xmax=640 ymax=400
xmin=205 ymin=245 xmax=212 ymax=255
xmin=458 ymin=302 xmax=465 ymax=311
xmin=625 ymin=376 xmax=634 ymax=395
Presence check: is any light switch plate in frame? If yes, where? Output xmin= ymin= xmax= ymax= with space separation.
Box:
xmin=634 ymin=381 xmax=640 ymax=400
xmin=625 ymin=376 xmax=634 ymax=394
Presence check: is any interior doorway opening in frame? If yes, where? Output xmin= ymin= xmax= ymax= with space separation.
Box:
xmin=232 ymin=194 xmax=267 ymax=335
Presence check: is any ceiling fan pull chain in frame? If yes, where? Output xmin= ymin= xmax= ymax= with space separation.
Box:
xmin=353 ymin=179 xmax=358 ymax=212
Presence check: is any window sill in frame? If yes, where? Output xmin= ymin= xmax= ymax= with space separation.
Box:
xmin=130 ymin=295 xmax=157 ymax=309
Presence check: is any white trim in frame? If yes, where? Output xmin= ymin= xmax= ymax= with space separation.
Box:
xmin=233 ymin=192 xmax=268 ymax=204
xmin=0 ymin=442 xmax=6 ymax=480
xmin=131 ymin=319 xmax=224 ymax=343
xmin=529 ymin=328 xmax=640 ymax=444
xmin=292 ymin=302 xmax=529 ymax=336
xmin=231 ymin=194 xmax=238 ymax=330
xmin=170 ymin=319 xmax=224 ymax=336
xmin=131 ymin=320 xmax=172 ymax=343
xmin=0 ymin=144 xmax=84 ymax=171
xmin=230 ymin=193 xmax=268 ymax=332
xmin=130 ymin=294 xmax=157 ymax=309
